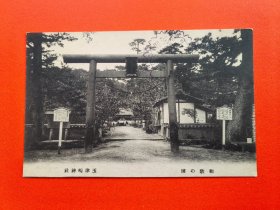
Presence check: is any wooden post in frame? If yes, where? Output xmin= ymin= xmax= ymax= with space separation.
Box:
xmin=167 ymin=60 xmax=179 ymax=153
xmin=222 ymin=120 xmax=226 ymax=148
xmin=49 ymin=128 xmax=53 ymax=140
xmin=85 ymin=60 xmax=97 ymax=153
xmin=58 ymin=122 xmax=63 ymax=154
xmin=177 ymin=98 xmax=180 ymax=123
xmin=64 ymin=128 xmax=68 ymax=140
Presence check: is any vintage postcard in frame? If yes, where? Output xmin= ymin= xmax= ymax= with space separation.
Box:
xmin=23 ymin=29 xmax=256 ymax=177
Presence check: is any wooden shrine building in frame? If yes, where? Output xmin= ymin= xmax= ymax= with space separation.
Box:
xmin=153 ymin=90 xmax=216 ymax=142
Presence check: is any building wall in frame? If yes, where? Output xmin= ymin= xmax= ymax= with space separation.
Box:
xmin=160 ymin=104 xmax=164 ymax=124
xmin=159 ymin=125 xmax=215 ymax=142
xmin=179 ymin=103 xmax=195 ymax=123
xmin=178 ymin=127 xmax=215 ymax=140
xmin=154 ymin=101 xmax=211 ymax=140
xmin=163 ymin=103 xmax=169 ymax=123
xmin=195 ymin=108 xmax=206 ymax=123
xmin=162 ymin=102 xmax=206 ymax=124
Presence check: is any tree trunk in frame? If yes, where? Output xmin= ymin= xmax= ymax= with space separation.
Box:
xmin=226 ymin=29 xmax=254 ymax=142
xmin=25 ymin=46 xmax=33 ymax=150
xmin=30 ymin=33 xmax=44 ymax=147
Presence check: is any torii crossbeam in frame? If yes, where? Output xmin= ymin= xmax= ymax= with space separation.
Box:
xmin=63 ymin=54 xmax=199 ymax=153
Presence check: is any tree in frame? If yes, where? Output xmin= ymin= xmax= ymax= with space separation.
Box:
xmin=42 ymin=67 xmax=87 ymax=123
xmin=26 ymin=33 xmax=79 ymax=148
xmin=127 ymin=38 xmax=165 ymax=123
xmin=184 ymin=30 xmax=254 ymax=142
xmin=183 ymin=32 xmax=241 ymax=106
xmin=161 ymin=30 xmax=254 ymax=142
xmin=129 ymin=39 xmax=146 ymax=54
xmin=125 ymin=76 xmax=166 ymax=125
xmin=159 ymin=43 xmax=183 ymax=54
xmin=152 ymin=30 xmax=240 ymax=107
xmin=226 ymin=30 xmax=253 ymax=142
xmin=26 ymin=33 xmax=43 ymax=147
xmin=41 ymin=66 xmax=128 ymax=140
xmin=95 ymin=79 xmax=125 ymax=126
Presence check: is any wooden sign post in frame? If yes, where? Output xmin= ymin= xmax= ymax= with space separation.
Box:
xmin=53 ymin=108 xmax=70 ymax=154
xmin=216 ymin=106 xmax=233 ymax=147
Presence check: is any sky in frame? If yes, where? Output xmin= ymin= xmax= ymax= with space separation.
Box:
xmin=50 ymin=29 xmax=236 ymax=70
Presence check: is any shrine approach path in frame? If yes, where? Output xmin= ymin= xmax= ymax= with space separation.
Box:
xmin=24 ymin=126 xmax=256 ymax=163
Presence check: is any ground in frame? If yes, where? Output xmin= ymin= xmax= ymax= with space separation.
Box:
xmin=24 ymin=126 xmax=256 ymax=177
xmin=25 ymin=126 xmax=256 ymax=163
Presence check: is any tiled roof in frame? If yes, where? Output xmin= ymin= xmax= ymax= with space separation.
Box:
xmin=153 ymin=89 xmax=203 ymax=107
xmin=116 ymin=109 xmax=134 ymax=116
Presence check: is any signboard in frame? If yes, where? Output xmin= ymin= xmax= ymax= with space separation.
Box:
xmin=216 ymin=106 xmax=233 ymax=146
xmin=53 ymin=108 xmax=70 ymax=154
xmin=216 ymin=106 xmax=233 ymax=120
xmin=53 ymin=108 xmax=70 ymax=122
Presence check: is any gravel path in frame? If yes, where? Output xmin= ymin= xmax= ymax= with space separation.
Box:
xmin=105 ymin=126 xmax=163 ymax=140
xmin=25 ymin=139 xmax=256 ymax=163
xmin=24 ymin=126 xmax=256 ymax=177
xmin=25 ymin=126 xmax=256 ymax=163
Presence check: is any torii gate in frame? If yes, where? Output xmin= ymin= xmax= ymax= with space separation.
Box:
xmin=63 ymin=54 xmax=199 ymax=153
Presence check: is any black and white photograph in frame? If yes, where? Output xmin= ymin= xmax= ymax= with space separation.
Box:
xmin=23 ymin=29 xmax=256 ymax=177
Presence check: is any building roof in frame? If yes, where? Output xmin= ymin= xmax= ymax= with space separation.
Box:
xmin=195 ymin=104 xmax=213 ymax=112
xmin=45 ymin=107 xmax=71 ymax=115
xmin=153 ymin=90 xmax=203 ymax=107
xmin=45 ymin=110 xmax=54 ymax=115
xmin=153 ymin=90 xmax=213 ymax=112
xmin=116 ymin=109 xmax=134 ymax=116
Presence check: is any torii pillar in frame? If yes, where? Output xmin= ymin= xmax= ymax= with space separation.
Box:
xmin=85 ymin=60 xmax=97 ymax=152
xmin=167 ymin=60 xmax=179 ymax=152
